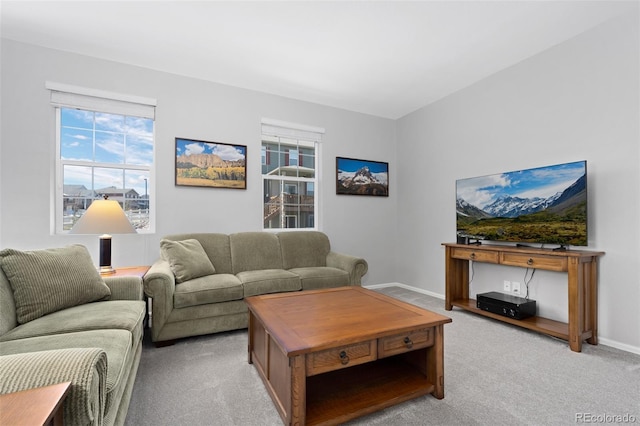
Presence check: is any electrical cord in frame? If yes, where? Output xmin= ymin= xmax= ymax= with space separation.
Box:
xmin=519 ymin=243 xmax=543 ymax=299
xmin=524 ymin=267 xmax=536 ymax=299
xmin=469 ymin=260 xmax=475 ymax=286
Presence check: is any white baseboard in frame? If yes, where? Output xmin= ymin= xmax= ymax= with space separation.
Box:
xmin=364 ymin=282 xmax=444 ymax=300
xmin=597 ymin=338 xmax=640 ymax=356
xmin=364 ymin=282 xmax=640 ymax=356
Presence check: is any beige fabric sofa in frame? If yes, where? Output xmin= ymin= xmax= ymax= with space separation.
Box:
xmin=143 ymin=231 xmax=368 ymax=345
xmin=0 ymin=245 xmax=145 ymax=426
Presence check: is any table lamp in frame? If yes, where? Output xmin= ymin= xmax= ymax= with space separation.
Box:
xmin=69 ymin=196 xmax=136 ymax=274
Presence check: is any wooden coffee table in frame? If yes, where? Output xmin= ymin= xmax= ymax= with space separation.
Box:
xmin=246 ymin=286 xmax=452 ymax=425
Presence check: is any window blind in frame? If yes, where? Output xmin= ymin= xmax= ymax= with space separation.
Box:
xmin=46 ymin=81 xmax=156 ymax=120
xmin=261 ymin=118 xmax=324 ymax=142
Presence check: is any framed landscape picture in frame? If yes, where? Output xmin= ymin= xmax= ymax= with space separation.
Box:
xmin=336 ymin=157 xmax=389 ymax=196
xmin=175 ymin=138 xmax=247 ymax=189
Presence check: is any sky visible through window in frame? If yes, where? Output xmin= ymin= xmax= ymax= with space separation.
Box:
xmin=61 ymin=108 xmax=153 ymax=197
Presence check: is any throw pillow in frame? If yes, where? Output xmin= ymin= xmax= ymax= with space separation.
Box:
xmin=0 ymin=245 xmax=111 ymax=324
xmin=160 ymin=239 xmax=216 ymax=283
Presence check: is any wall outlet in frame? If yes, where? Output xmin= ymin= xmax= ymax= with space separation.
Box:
xmin=512 ymin=282 xmax=521 ymax=295
xmin=503 ymin=280 xmax=511 ymax=292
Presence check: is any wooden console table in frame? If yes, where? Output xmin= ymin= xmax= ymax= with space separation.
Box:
xmin=442 ymin=243 xmax=604 ymax=352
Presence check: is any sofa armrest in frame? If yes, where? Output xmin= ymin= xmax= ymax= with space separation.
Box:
xmin=326 ymin=251 xmax=368 ymax=285
xmin=103 ymin=276 xmax=143 ymax=301
xmin=143 ymin=260 xmax=176 ymax=342
xmin=0 ymin=348 xmax=107 ymax=426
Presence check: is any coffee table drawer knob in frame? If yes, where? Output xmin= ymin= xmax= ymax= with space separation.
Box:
xmin=403 ymin=337 xmax=413 ymax=349
xmin=339 ymin=351 xmax=350 ymax=365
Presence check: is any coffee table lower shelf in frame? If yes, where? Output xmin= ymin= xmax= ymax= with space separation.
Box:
xmin=306 ymin=354 xmax=434 ymax=425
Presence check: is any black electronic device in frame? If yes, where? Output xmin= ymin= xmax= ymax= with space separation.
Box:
xmin=476 ymin=291 xmax=536 ymax=320
xmin=456 ymin=235 xmax=469 ymax=244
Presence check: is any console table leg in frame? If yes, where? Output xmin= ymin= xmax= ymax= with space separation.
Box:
xmin=444 ymin=247 xmax=454 ymax=310
xmin=568 ymin=258 xmax=583 ymax=352
xmin=445 ymin=247 xmax=467 ymax=311
xmin=587 ymin=258 xmax=599 ymax=345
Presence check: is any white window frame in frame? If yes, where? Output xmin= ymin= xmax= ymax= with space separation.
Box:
xmin=47 ymin=82 xmax=157 ymax=234
xmin=261 ymin=118 xmax=324 ymax=231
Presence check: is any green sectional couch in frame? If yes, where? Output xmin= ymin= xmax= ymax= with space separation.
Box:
xmin=144 ymin=231 xmax=368 ymax=345
xmin=0 ymin=245 xmax=145 ymax=426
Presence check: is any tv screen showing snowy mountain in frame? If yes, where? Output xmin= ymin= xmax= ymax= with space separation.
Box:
xmin=336 ymin=157 xmax=389 ymax=196
xmin=456 ymin=161 xmax=587 ymax=247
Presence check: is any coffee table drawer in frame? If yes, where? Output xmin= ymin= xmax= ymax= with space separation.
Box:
xmin=306 ymin=340 xmax=377 ymax=376
xmin=378 ymin=329 xmax=433 ymax=358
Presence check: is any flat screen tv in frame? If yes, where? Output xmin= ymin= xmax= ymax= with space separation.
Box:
xmin=456 ymin=160 xmax=587 ymax=247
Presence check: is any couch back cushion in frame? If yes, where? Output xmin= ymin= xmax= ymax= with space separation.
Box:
xmin=163 ymin=233 xmax=233 ymax=274
xmin=0 ymin=268 xmax=17 ymax=336
xmin=0 ymin=245 xmax=111 ymax=325
xmin=230 ymin=232 xmax=283 ymax=273
xmin=278 ymin=231 xmax=330 ymax=269
xmin=160 ymin=239 xmax=216 ymax=283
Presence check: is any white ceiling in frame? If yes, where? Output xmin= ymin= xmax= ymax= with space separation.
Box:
xmin=1 ymin=1 xmax=636 ymax=119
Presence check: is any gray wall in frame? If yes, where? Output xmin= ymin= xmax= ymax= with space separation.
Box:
xmin=395 ymin=13 xmax=639 ymax=352
xmin=1 ymin=10 xmax=638 ymax=352
xmin=0 ymin=39 xmax=398 ymax=286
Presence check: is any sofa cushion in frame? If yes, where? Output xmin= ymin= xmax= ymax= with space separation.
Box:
xmin=279 ymin=231 xmax=330 ymax=269
xmin=174 ymin=274 xmax=243 ymax=309
xmin=167 ymin=299 xmax=247 ymax=323
xmin=0 ymin=245 xmax=111 ymax=324
xmin=160 ymin=239 xmax=216 ymax=283
xmin=0 ymin=328 xmax=136 ymax=424
xmin=230 ymin=232 xmax=283 ymax=273
xmin=289 ymin=267 xmax=350 ymax=290
xmin=163 ymin=233 xmax=233 ymax=274
xmin=237 ymin=269 xmax=301 ymax=297
xmin=0 ymin=300 xmax=145 ymax=347
xmin=0 ymin=269 xmax=18 ymax=336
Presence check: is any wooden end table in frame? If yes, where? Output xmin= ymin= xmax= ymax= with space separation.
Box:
xmin=101 ymin=266 xmax=150 ymax=278
xmin=0 ymin=381 xmax=71 ymax=425
xmin=246 ymin=286 xmax=452 ymax=425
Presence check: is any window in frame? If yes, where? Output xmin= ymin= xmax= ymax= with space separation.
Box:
xmin=48 ymin=82 xmax=156 ymax=233
xmin=261 ymin=119 xmax=324 ymax=230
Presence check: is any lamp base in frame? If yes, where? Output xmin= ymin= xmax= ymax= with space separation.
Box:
xmin=99 ymin=235 xmax=114 ymax=275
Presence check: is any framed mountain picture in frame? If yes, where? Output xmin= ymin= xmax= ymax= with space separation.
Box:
xmin=336 ymin=157 xmax=389 ymax=196
xmin=175 ymin=138 xmax=246 ymax=189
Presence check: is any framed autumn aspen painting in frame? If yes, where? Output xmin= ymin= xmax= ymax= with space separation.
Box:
xmin=175 ymin=138 xmax=246 ymax=189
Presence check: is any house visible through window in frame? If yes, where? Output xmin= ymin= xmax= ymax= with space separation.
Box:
xmin=49 ymin=82 xmax=156 ymax=233
xmin=261 ymin=119 xmax=323 ymax=230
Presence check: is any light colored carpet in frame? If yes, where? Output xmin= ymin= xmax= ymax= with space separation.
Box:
xmin=125 ymin=286 xmax=640 ymax=425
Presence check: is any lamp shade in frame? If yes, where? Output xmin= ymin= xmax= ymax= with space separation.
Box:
xmin=69 ymin=199 xmax=136 ymax=235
